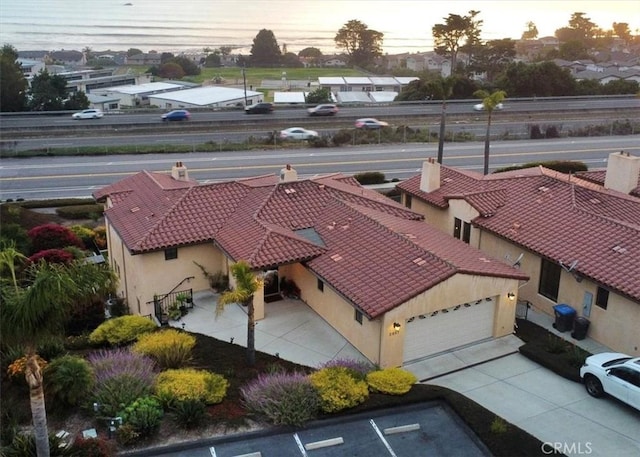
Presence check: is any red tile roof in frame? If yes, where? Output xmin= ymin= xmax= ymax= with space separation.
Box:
xmin=95 ymin=168 xmax=527 ymax=319
xmin=398 ymin=165 xmax=640 ymax=303
xmin=577 ymin=169 xmax=640 ymax=197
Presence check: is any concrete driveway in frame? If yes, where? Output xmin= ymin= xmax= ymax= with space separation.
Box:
xmin=428 ymin=353 xmax=640 ymax=457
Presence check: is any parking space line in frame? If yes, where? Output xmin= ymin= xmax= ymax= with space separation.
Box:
xmin=232 ymin=453 xmax=262 ymax=457
xmin=370 ymin=419 xmax=398 ymax=457
xmin=293 ymin=433 xmax=309 ymax=456
xmin=209 ymin=447 xmax=216 ymax=457
xmin=384 ymin=423 xmax=421 ymax=435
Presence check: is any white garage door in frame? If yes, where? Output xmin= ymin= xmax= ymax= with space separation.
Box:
xmin=403 ymin=300 xmax=495 ymax=363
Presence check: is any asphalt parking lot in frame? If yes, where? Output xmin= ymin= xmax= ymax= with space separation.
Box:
xmin=151 ymin=401 xmax=490 ymax=457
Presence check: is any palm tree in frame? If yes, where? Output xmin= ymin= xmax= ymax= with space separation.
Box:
xmin=474 ymin=89 xmax=507 ymax=175
xmin=217 ymin=260 xmax=263 ymax=366
xmin=1 ymin=256 xmax=115 ymax=457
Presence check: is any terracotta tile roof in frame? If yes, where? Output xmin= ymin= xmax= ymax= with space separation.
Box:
xmin=577 ymin=169 xmax=640 ymax=197
xmin=400 ymin=165 xmax=640 ymax=302
xmin=95 ymin=167 xmax=528 ymax=319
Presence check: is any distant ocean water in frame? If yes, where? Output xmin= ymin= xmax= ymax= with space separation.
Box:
xmin=0 ymin=0 xmax=432 ymax=55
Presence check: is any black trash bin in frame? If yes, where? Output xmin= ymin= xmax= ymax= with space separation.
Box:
xmin=552 ymin=304 xmax=576 ymax=332
xmin=572 ymin=316 xmax=590 ymax=340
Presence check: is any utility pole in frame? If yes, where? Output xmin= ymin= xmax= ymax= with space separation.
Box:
xmin=242 ymin=64 xmax=247 ymax=106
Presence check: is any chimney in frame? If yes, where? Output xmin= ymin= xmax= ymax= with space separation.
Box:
xmin=420 ymin=157 xmax=441 ymax=193
xmin=604 ymin=151 xmax=640 ymax=194
xmin=171 ymin=161 xmax=189 ymax=181
xmin=279 ymin=164 xmax=298 ymax=183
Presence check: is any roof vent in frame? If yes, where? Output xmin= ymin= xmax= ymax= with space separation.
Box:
xmin=538 ymin=186 xmax=549 ymax=192
xmin=330 ymin=254 xmax=343 ymax=262
xmin=284 ymin=188 xmax=297 ymax=194
xmin=612 ymin=245 xmax=628 ymax=254
xmin=412 ymin=257 xmax=427 ymax=266
xmin=478 ymin=257 xmax=492 ymax=263
xmin=130 ymin=207 xmax=140 ymax=213
xmin=589 ymin=198 xmax=601 ymax=204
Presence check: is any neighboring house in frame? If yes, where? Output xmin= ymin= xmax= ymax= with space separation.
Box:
xmin=126 ymin=53 xmax=162 ymax=66
xmin=322 ymin=55 xmax=348 ymax=67
xmin=397 ymin=153 xmax=640 ymax=356
xmin=17 ymin=58 xmax=45 ymax=80
xmin=49 ymin=50 xmax=86 ymax=67
xmin=149 ymin=86 xmax=263 ymax=108
xmin=91 ymin=81 xmax=191 ymax=107
xmin=94 ymin=164 xmax=527 ymax=367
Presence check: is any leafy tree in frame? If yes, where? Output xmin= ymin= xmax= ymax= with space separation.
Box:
xmin=160 ymin=52 xmax=174 ymax=64
xmin=575 ymin=78 xmax=602 ymax=95
xmin=158 ymin=62 xmax=185 ymax=79
xmin=334 ymin=20 xmax=384 ymax=68
xmin=0 ymin=44 xmax=27 ymax=112
xmin=205 ymin=53 xmax=222 ymax=67
xmin=170 ymin=56 xmax=200 ymax=76
xmin=127 ymin=48 xmax=143 ymax=57
xmin=521 ymin=21 xmax=539 ymax=40
xmin=601 ymin=79 xmax=639 ymax=95
xmin=496 ymin=61 xmax=576 ymax=97
xmin=249 ymin=29 xmax=282 ymax=67
xmin=559 ymin=40 xmax=589 ymax=60
xmin=612 ymin=22 xmax=631 ymax=42
xmin=432 ymin=10 xmax=482 ymax=74
xmin=217 ymin=261 xmax=263 ymax=366
xmin=1 ymin=254 xmax=115 ymax=457
xmin=433 ymin=76 xmax=457 ymax=163
xmin=474 ymin=89 xmax=506 ymax=175
xmin=470 ymin=39 xmax=515 ymax=82
xmin=555 ymin=12 xmax=600 ymax=45
xmin=64 ymin=91 xmax=89 ymax=110
xmin=281 ymin=52 xmax=303 ymax=67
xmin=305 ymin=87 xmax=332 ymax=104
xmin=298 ymin=47 xmax=323 ymax=58
xmin=27 ymin=69 xmax=67 ymax=111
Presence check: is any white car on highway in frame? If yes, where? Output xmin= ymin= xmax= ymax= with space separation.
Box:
xmin=473 ymin=102 xmax=504 ymax=112
xmin=279 ymin=127 xmax=318 ymax=140
xmin=580 ymin=352 xmax=640 ymax=411
xmin=72 ymin=109 xmax=104 ymax=119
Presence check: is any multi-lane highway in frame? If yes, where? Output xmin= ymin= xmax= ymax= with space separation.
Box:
xmin=1 ymin=135 xmax=638 ymax=201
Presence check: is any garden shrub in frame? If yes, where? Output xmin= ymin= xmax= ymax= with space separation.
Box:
xmin=68 ymin=436 xmax=116 ymax=457
xmin=93 ymin=226 xmax=107 ymax=249
xmin=69 ymin=224 xmax=95 ymax=246
xmin=353 ymin=171 xmax=386 ymax=185
xmin=89 ymin=315 xmax=156 ymax=346
xmin=318 ymin=358 xmax=375 ymax=381
xmin=55 ymin=204 xmax=104 ymax=220
xmin=544 ymin=335 xmax=568 ymax=354
xmin=119 ymin=396 xmax=164 ymax=439
xmin=3 ymin=432 xmax=72 ymax=457
xmin=28 ymin=248 xmax=75 ymax=265
xmin=36 ymin=337 xmax=66 ymax=361
xmin=240 ymin=371 xmax=321 ymax=426
xmin=155 ymin=368 xmax=228 ymax=405
xmin=170 ymin=399 xmax=209 ymax=430
xmin=331 ymin=129 xmax=353 ymax=146
xmin=491 ymin=417 xmax=508 ymax=434
xmin=115 ymin=423 xmax=140 ymax=447
xmin=132 ymin=329 xmax=196 ymax=369
xmin=88 ymin=348 xmax=157 ymax=416
xmin=44 ymin=355 xmax=94 ymax=407
xmin=27 ymin=223 xmax=84 ymax=254
xmin=309 ymin=366 xmax=369 ymax=413
xmin=366 ymin=367 xmax=417 ymax=395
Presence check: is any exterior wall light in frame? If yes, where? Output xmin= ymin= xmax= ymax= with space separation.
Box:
xmin=393 ymin=322 xmax=401 ymax=330
xmin=507 ymin=292 xmax=516 ymax=301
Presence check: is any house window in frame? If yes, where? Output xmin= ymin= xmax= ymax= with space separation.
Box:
xmin=538 ymin=258 xmax=561 ymax=302
xmin=595 ymin=287 xmax=609 ymax=310
xmin=164 ymin=247 xmax=178 ymax=261
xmin=355 ymin=309 xmax=363 ymax=325
xmin=404 ymin=194 xmax=412 ymax=209
xmin=317 ymin=279 xmax=324 ymax=292
xmin=453 ymin=218 xmax=462 ymax=239
xmin=462 ymin=222 xmax=471 ymax=244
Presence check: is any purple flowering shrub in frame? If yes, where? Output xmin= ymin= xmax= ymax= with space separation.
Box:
xmin=317 ymin=358 xmax=375 ymax=381
xmin=240 ymin=371 xmax=321 ymax=426
xmin=87 ymin=348 xmax=158 ymax=416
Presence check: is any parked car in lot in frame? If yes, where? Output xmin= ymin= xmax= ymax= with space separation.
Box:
xmin=245 ymin=102 xmax=274 ymax=114
xmin=355 ymin=118 xmax=389 ymax=129
xmin=473 ymin=102 xmax=504 ymax=111
xmin=161 ymin=109 xmax=191 ymax=121
xmin=307 ymin=104 xmax=338 ymax=116
xmin=279 ymin=127 xmax=319 ymax=140
xmin=71 ymin=109 xmax=103 ymax=119
xmin=580 ymin=352 xmax=640 ymax=411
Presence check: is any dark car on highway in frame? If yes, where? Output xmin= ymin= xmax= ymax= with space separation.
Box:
xmin=245 ymin=102 xmax=274 ymax=114
xmin=161 ymin=110 xmax=191 ymax=121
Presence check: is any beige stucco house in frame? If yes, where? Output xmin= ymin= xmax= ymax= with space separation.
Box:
xmin=94 ymin=164 xmax=527 ymax=368
xmin=397 ymin=153 xmax=640 ymax=356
